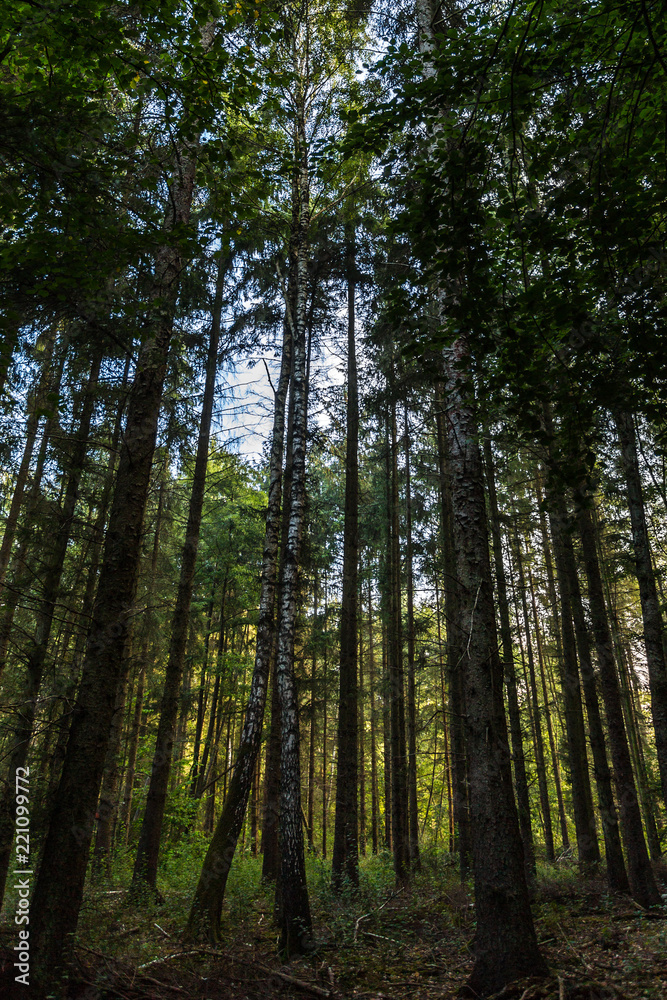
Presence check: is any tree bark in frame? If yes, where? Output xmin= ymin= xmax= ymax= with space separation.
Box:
xmin=434 ymin=384 xmax=471 ymax=876
xmin=615 ymin=410 xmax=667 ymax=807
xmin=186 ymin=241 xmax=296 ymax=942
xmin=483 ymin=439 xmax=536 ymax=875
xmin=403 ymin=407 xmax=421 ymax=872
xmin=31 ymin=144 xmax=200 ymax=988
xmin=388 ymin=400 xmax=409 ymax=882
xmin=274 ymin=98 xmax=313 ymax=953
xmin=332 ymin=222 xmax=359 ymax=891
xmin=0 ymin=348 xmax=101 ymax=906
xmin=132 ymin=256 xmax=227 ymax=893
xmin=92 ymin=666 xmax=130 ymax=872
xmin=0 ymin=325 xmax=58 ymax=597
xmin=442 ymin=337 xmax=547 ymax=996
xmin=578 ymin=501 xmax=661 ymax=906
xmin=368 ymin=576 xmax=379 ymax=855
xmin=547 ymin=505 xmax=600 ymax=871
xmin=556 ymin=520 xmax=628 ymax=891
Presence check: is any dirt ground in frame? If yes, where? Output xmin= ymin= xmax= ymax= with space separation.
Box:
xmin=0 ymin=868 xmax=667 ymax=1000
xmin=2 ymin=865 xmax=666 ymax=999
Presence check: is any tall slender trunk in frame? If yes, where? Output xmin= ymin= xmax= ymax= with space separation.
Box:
xmin=0 ymin=344 xmax=68 ymax=678
xmin=0 ymin=325 xmax=57 ymax=596
xmin=274 ymin=101 xmax=313 ymax=953
xmin=388 ymin=400 xmax=409 ymax=882
xmin=185 ymin=251 xmax=293 ymax=945
xmin=118 ymin=663 xmax=146 ymax=845
xmin=0 ymin=349 xmax=101 ymax=905
xmin=190 ymin=596 xmax=215 ymax=796
xmin=322 ymin=613 xmax=329 ymax=859
xmin=358 ymin=602 xmax=366 ymax=857
xmin=557 ymin=520 xmax=628 ymax=890
xmin=483 ymin=438 xmax=536 ymax=874
xmin=529 ymin=576 xmax=569 ymax=854
xmin=31 ymin=145 xmax=200 ymax=988
xmin=513 ymin=538 xmax=556 ymax=865
xmin=132 ymin=257 xmax=227 ymax=893
xmin=262 ymin=653 xmax=282 ymax=876
xmin=332 ymin=223 xmax=359 ymax=890
xmin=307 ymin=579 xmax=317 ymax=850
xmin=615 ymin=410 xmax=667 ymax=807
xmin=578 ymin=501 xmax=660 ymax=907
xmin=434 ymin=384 xmax=471 ymax=876
xmin=534 ymin=478 xmax=570 ymax=851
xmin=263 ymin=307 xmax=297 ymax=880
xmin=434 ymin=573 xmax=454 ymax=852
xmin=382 ymin=625 xmax=392 ymax=851
xmin=547 ymin=505 xmax=600 ymax=871
xmin=92 ymin=666 xmax=130 ymax=872
xmin=403 ymin=408 xmax=420 ymax=872
xmin=368 ymin=576 xmax=379 ymax=855
xmin=442 ymin=337 xmax=547 ymax=995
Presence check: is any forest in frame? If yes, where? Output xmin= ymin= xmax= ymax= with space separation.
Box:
xmin=1 ymin=0 xmax=667 ymax=998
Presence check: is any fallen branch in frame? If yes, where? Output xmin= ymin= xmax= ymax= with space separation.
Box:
xmin=353 ymin=888 xmax=404 ymax=943
xmin=556 ymin=922 xmax=594 ymax=974
xmin=111 ymin=925 xmax=141 ymax=941
xmin=363 ymin=931 xmax=404 ymax=947
xmin=139 ymin=947 xmax=332 ymax=998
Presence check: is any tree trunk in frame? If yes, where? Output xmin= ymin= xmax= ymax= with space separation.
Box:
xmin=307 ymin=580 xmax=317 ymax=850
xmin=185 ymin=247 xmax=293 ymax=943
xmin=0 ymin=345 xmax=67 ymax=679
xmin=262 ymin=654 xmax=282 ymax=876
xmin=403 ymin=407 xmax=421 ymax=872
xmin=31 ymin=145 xmax=200 ymax=988
xmin=388 ymin=400 xmax=409 ymax=882
xmin=368 ymin=576 xmax=379 ymax=855
xmin=332 ymin=223 xmax=359 ymax=891
xmin=118 ymin=663 xmax=146 ymax=845
xmin=358 ymin=603 xmax=366 ymax=857
xmin=483 ymin=437 xmax=536 ymax=875
xmin=578 ymin=501 xmax=661 ymax=907
xmin=442 ymin=337 xmax=547 ymax=996
xmin=0 ymin=325 xmax=57 ymax=596
xmin=615 ymin=410 xmax=667 ymax=808
xmin=263 ymin=315 xmax=297 ymax=879
xmin=274 ymin=103 xmax=313 ymax=953
xmin=556 ymin=521 xmax=628 ymax=891
xmin=434 ymin=384 xmax=471 ymax=876
xmin=534 ymin=479 xmax=571 ymax=852
xmin=382 ymin=625 xmax=392 ymax=851
xmin=547 ymin=505 xmax=600 ymax=871
xmin=92 ymin=667 xmax=130 ymax=872
xmin=190 ymin=596 xmax=215 ymax=796
xmin=131 ymin=256 xmax=226 ymax=893
xmin=0 ymin=348 xmax=101 ymax=906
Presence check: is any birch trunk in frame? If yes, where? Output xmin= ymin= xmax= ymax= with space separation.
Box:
xmin=274 ymin=97 xmax=313 ymax=954
xmin=185 ymin=292 xmax=292 ymax=940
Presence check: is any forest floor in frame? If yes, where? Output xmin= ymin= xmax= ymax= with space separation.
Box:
xmin=1 ymin=848 xmax=666 ymax=999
